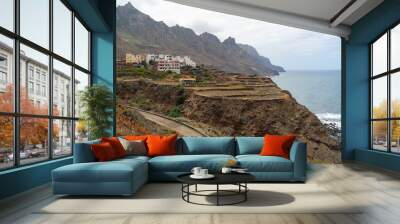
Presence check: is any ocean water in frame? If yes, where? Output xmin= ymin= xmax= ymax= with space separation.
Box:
xmin=271 ymin=70 xmax=341 ymax=127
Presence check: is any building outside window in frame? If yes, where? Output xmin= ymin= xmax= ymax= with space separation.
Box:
xmin=35 ymin=70 xmax=40 ymax=81
xmin=41 ymin=85 xmax=46 ymax=97
xmin=0 ymin=71 xmax=7 ymax=93
xmin=0 ymin=54 xmax=7 ymax=90
xmin=0 ymin=54 xmax=7 ymax=67
xmin=54 ymin=89 xmax=58 ymax=104
xmin=28 ymin=81 xmax=34 ymax=94
xmin=35 ymin=83 xmax=40 ymax=95
xmin=28 ymin=67 xmax=34 ymax=80
xmin=0 ymin=71 xmax=6 ymax=84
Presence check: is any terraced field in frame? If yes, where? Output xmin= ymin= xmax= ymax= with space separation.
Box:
xmin=188 ymin=75 xmax=288 ymax=100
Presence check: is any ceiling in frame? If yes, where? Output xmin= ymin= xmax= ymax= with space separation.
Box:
xmin=165 ymin=0 xmax=384 ymax=38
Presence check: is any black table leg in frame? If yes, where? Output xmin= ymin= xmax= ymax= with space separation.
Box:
xmin=216 ymin=184 xmax=219 ymax=206
xmin=195 ymin=184 xmax=198 ymax=192
xmin=187 ymin=184 xmax=190 ymax=202
xmin=181 ymin=184 xmax=183 ymax=199
xmin=245 ymin=183 xmax=247 ymax=201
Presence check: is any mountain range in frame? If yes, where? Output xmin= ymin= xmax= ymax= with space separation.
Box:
xmin=116 ymin=2 xmax=284 ymax=75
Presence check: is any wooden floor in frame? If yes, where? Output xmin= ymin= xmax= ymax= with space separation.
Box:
xmin=1 ymin=162 xmax=400 ymax=224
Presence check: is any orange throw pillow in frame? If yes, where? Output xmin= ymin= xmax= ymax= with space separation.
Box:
xmin=101 ymin=137 xmax=127 ymax=158
xmin=146 ymin=134 xmax=177 ymax=157
xmin=125 ymin=135 xmax=148 ymax=141
xmin=91 ymin=142 xmax=117 ymax=162
xmin=260 ymin=135 xmax=296 ymax=159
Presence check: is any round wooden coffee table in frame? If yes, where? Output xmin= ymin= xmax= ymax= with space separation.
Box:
xmin=177 ymin=173 xmax=255 ymax=206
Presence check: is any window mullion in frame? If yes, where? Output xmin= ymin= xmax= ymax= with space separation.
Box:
xmin=71 ymin=10 xmax=76 ymax=155
xmin=388 ymin=30 xmax=391 ymax=152
xmin=370 ymin=45 xmax=373 ymax=149
xmin=13 ymin=0 xmax=21 ymax=167
xmin=48 ymin=0 xmax=54 ymax=160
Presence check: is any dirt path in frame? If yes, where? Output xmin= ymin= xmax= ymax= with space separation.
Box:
xmin=127 ymin=106 xmax=205 ymax=136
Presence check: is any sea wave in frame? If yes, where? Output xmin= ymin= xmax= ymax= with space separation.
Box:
xmin=316 ymin=113 xmax=341 ymax=128
xmin=317 ymin=113 xmax=341 ymax=120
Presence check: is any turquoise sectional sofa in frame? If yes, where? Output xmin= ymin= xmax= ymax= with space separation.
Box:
xmin=52 ymin=137 xmax=307 ymax=196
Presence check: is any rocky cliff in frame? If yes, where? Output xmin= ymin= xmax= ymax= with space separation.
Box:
xmin=117 ymin=2 xmax=284 ymax=76
xmin=183 ymin=94 xmax=340 ymax=162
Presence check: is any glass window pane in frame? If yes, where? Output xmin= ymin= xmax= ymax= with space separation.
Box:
xmin=20 ymin=0 xmax=49 ymax=49
xmin=75 ymin=120 xmax=88 ymax=143
xmin=53 ymin=0 xmax=72 ymax=60
xmin=391 ymin=72 xmax=400 ymax=118
xmin=53 ymin=59 xmax=72 ymax=117
xmin=20 ymin=44 xmax=49 ymax=115
xmin=74 ymin=69 xmax=89 ymax=118
xmin=75 ymin=18 xmax=89 ymax=70
xmin=20 ymin=117 xmax=49 ymax=165
xmin=391 ymin=24 xmax=400 ymax=70
xmin=0 ymin=116 xmax=14 ymax=170
xmin=391 ymin=120 xmax=400 ymax=153
xmin=53 ymin=119 xmax=72 ymax=157
xmin=0 ymin=0 xmax=14 ymax=31
xmin=372 ymin=76 xmax=387 ymax=119
xmin=372 ymin=33 xmax=387 ymax=76
xmin=0 ymin=35 xmax=14 ymax=112
xmin=372 ymin=121 xmax=388 ymax=151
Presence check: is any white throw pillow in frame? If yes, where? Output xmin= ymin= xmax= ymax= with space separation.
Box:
xmin=119 ymin=138 xmax=147 ymax=156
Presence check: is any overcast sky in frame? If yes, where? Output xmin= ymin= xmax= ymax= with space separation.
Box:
xmin=117 ymin=0 xmax=341 ymax=71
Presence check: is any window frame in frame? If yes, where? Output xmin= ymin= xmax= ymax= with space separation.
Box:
xmin=370 ymin=21 xmax=400 ymax=154
xmin=0 ymin=0 xmax=92 ymax=171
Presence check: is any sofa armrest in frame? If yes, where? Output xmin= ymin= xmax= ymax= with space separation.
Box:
xmin=289 ymin=141 xmax=307 ymax=182
xmin=73 ymin=140 xmax=100 ymax=163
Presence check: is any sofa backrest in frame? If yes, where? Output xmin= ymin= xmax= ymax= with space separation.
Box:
xmin=73 ymin=140 xmax=100 ymax=163
xmin=235 ymin=137 xmax=264 ymax=155
xmin=178 ymin=137 xmax=235 ymax=155
xmin=74 ymin=136 xmax=270 ymax=161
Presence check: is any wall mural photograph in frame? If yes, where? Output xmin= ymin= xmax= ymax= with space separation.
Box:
xmin=115 ymin=0 xmax=341 ymax=163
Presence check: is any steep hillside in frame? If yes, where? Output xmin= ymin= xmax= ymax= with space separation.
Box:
xmin=117 ymin=2 xmax=284 ymax=76
xmin=117 ymin=66 xmax=340 ymax=163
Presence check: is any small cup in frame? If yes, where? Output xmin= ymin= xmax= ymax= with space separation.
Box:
xmin=221 ymin=167 xmax=232 ymax=174
xmin=200 ymin=169 xmax=208 ymax=176
xmin=191 ymin=167 xmax=202 ymax=176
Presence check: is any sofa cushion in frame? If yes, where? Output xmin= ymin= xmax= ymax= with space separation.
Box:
xmin=53 ymin=158 xmax=147 ymax=183
xmin=124 ymin=135 xmax=148 ymax=141
xmin=101 ymin=137 xmax=127 ymax=158
xmin=91 ymin=142 xmax=118 ymax=161
xmin=179 ymin=137 xmax=235 ymax=155
xmin=119 ymin=138 xmax=147 ymax=156
xmin=236 ymin=155 xmax=293 ymax=172
xmin=149 ymin=154 xmax=235 ymax=172
xmin=260 ymin=135 xmax=296 ymax=159
xmin=147 ymin=134 xmax=178 ymax=157
xmin=235 ymin=137 xmax=264 ymax=155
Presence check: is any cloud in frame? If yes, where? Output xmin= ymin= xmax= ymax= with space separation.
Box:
xmin=117 ymin=0 xmax=341 ymax=70
xmin=190 ymin=20 xmax=222 ymax=35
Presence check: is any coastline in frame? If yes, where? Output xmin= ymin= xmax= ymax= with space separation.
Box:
xmin=271 ymin=70 xmax=341 ymax=130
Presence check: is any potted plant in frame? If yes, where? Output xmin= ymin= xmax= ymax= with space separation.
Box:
xmin=79 ymin=84 xmax=114 ymax=140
